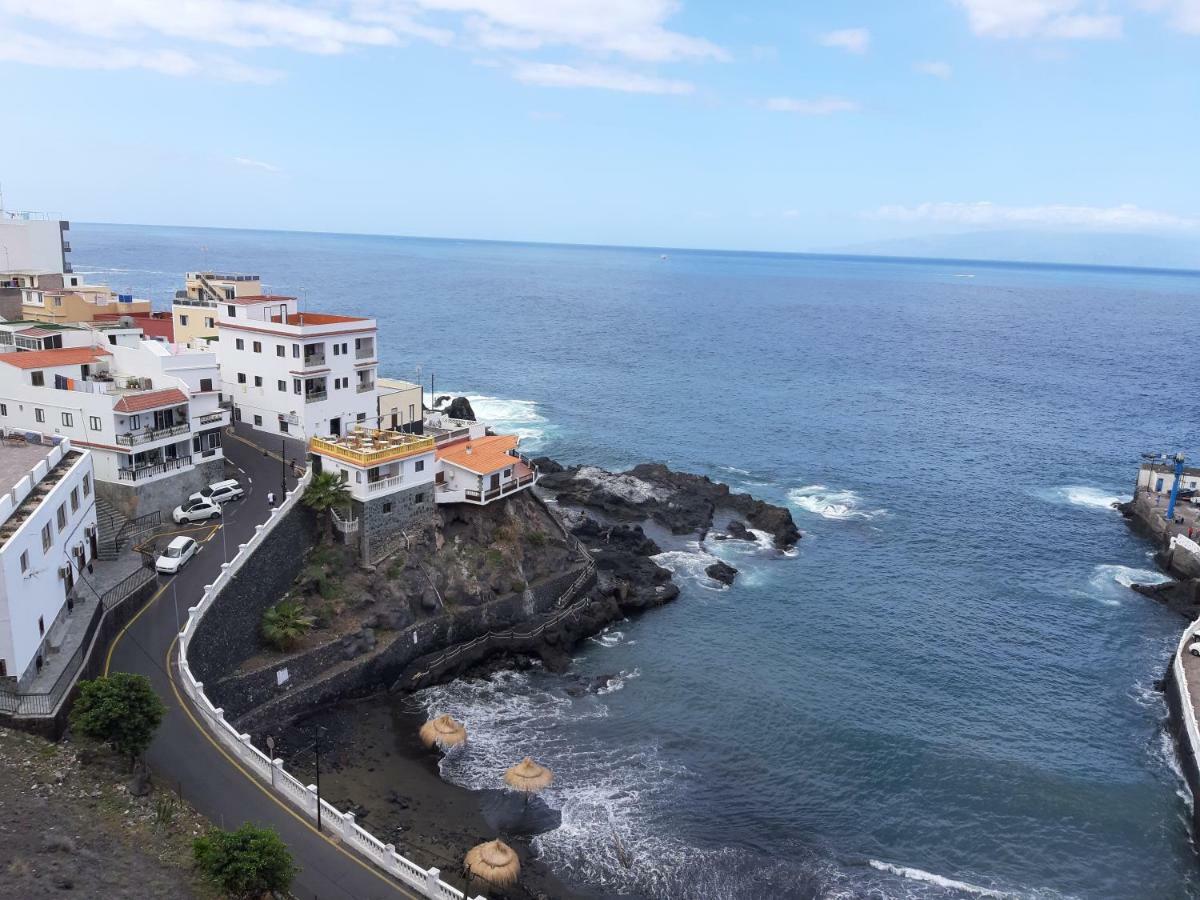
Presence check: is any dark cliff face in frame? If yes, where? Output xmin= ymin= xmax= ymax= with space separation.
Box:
xmin=535 ymin=460 xmax=801 ymax=549
xmin=443 ymin=396 xmax=476 ymax=421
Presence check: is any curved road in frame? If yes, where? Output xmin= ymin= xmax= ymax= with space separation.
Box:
xmin=104 ymin=433 xmax=419 ymax=900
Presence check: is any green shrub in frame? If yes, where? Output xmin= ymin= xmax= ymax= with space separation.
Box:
xmin=193 ymin=824 xmax=296 ymax=900
xmin=527 ymin=530 xmax=547 ymax=547
xmin=69 ymin=672 xmax=165 ymax=767
xmin=261 ymin=600 xmax=316 ymax=652
xmin=485 ymin=548 xmax=504 ymax=566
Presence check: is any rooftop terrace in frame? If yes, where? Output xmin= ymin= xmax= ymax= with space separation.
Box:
xmin=310 ymin=428 xmax=434 ymax=468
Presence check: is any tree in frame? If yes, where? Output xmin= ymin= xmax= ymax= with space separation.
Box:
xmin=70 ymin=672 xmax=165 ymax=767
xmin=193 ymin=823 xmax=297 ymax=899
xmin=302 ymin=471 xmax=351 ymax=539
xmin=261 ymin=600 xmax=316 ymax=652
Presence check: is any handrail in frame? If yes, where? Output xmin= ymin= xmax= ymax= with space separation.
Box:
xmin=1172 ymin=618 xmax=1200 ymax=782
xmin=177 ymin=470 xmax=485 ymax=900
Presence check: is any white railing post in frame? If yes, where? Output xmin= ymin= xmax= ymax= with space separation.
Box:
xmin=307 ymin=784 xmax=319 ymax=817
xmin=341 ymin=810 xmax=355 ymax=841
xmin=425 ymin=867 xmax=441 ymax=894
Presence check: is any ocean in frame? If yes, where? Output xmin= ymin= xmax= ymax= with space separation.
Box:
xmin=75 ymin=223 xmax=1200 ymax=899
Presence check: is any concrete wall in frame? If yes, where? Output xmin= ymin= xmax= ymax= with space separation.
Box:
xmin=95 ymin=456 xmax=225 ymax=521
xmin=187 ymin=500 xmax=319 ymax=685
xmin=358 ymin=481 xmax=434 ymax=563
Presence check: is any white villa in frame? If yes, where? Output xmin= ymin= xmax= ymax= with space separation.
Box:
xmin=0 ymin=439 xmax=96 ymax=685
xmin=217 ymin=295 xmax=378 ymax=441
xmin=434 ymin=434 xmax=538 ymax=505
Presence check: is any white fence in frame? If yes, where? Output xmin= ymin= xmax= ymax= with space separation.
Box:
xmin=176 ymin=472 xmax=485 ymax=900
xmin=1172 ymin=617 xmax=1200 ymax=786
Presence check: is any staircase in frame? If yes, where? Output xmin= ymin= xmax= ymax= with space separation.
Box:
xmin=94 ymin=498 xmax=128 ymax=561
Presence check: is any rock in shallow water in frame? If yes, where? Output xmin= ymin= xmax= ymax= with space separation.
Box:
xmin=705 ymin=560 xmax=738 ymax=585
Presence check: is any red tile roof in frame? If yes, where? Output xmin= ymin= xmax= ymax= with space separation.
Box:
xmin=113 ymin=388 xmax=189 ymax=414
xmin=0 ymin=347 xmax=110 ymax=369
xmin=270 ymin=313 xmax=370 ymax=326
xmin=437 ymin=434 xmax=520 ymax=475
xmin=231 ymin=295 xmax=295 ymax=304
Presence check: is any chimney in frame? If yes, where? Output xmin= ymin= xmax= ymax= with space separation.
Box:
xmin=466 ymin=445 xmax=473 ymax=455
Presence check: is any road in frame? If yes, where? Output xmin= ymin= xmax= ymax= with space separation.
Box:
xmin=105 ymin=432 xmax=419 ymax=900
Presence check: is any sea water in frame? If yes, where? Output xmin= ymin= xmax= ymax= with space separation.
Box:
xmin=76 ymin=224 xmax=1200 ymax=898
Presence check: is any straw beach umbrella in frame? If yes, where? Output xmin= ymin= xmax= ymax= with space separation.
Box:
xmin=419 ymin=714 xmax=467 ymax=750
xmin=503 ymin=757 xmax=553 ymax=795
xmin=464 ymin=839 xmax=520 ymax=887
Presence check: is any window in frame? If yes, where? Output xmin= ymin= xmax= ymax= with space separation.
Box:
xmin=414 ymin=493 xmax=426 ymax=504
xmin=204 ymin=317 xmax=215 ymax=329
xmin=276 ymin=345 xmax=285 ymax=357
xmin=61 ymin=412 xmax=73 ymax=427
xmin=415 ymin=459 xmax=424 ymax=472
xmin=31 ymin=370 xmax=44 ymax=386
xmin=254 ymin=375 xmax=263 ymax=387
xmin=57 ymin=503 xmax=67 ymax=531
xmin=200 ymin=377 xmax=213 ymax=392
xmin=41 ymin=522 xmax=52 ymax=551
xmin=89 ymin=416 xmax=101 ymax=431
xmin=277 ymin=380 xmax=286 ymax=392
xmin=179 ymin=314 xmax=190 ymax=326
xmin=333 ymin=344 xmax=340 ymax=356
xmin=357 ymin=412 xmax=366 ymax=422
xmin=237 ymin=372 xmax=246 ymax=384
xmin=341 ymin=342 xmax=348 ymax=355
xmin=356 ymin=471 xmax=362 ymax=483
xmin=235 ymin=338 xmax=245 ymax=350
xmin=293 ymin=379 xmax=301 ymax=395
xmin=383 ymin=502 xmax=393 ymax=513
xmin=83 ymin=474 xmax=90 ymax=496
xmin=38 ymin=616 xmax=44 ymax=636
xmin=70 ymin=487 xmax=79 ymax=513
xmin=129 ymin=415 xmax=141 ymax=430
xmin=254 ymin=415 xmax=263 ymax=426
xmin=292 ymin=344 xmax=300 ymax=358
xmin=226 ymin=304 xmax=236 ymax=316
xmin=19 ymin=551 xmax=28 ymax=573
xmin=0 ymin=403 xmax=6 ymax=416
xmin=253 ymin=341 xmax=262 ymax=353
xmin=279 ymin=420 xmax=288 ymax=433
xmin=34 ymin=408 xmax=45 ymax=423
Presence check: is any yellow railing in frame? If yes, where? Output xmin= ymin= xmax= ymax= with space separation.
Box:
xmin=309 ymin=433 xmax=434 ymax=467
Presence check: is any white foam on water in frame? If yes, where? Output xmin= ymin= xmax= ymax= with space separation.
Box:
xmin=1092 ymin=563 xmax=1169 ymax=591
xmin=788 ymin=484 xmax=885 ymax=521
xmin=1038 ymin=485 xmax=1128 ymax=511
xmin=868 ymin=860 xmax=1015 ymax=899
xmin=596 ymin=668 xmax=640 ymax=695
xmin=588 ymin=627 xmax=625 ymax=648
xmin=439 ymin=392 xmax=552 ymax=449
xmin=719 ymin=465 xmax=753 ymax=476
xmin=1157 ymin=730 xmax=1195 ymax=816
xmin=651 ymin=544 xmax=729 ymax=591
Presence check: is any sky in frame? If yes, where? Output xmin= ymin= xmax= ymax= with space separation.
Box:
xmin=0 ymin=1 xmax=1197 ymax=256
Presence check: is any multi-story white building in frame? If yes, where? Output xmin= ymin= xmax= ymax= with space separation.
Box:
xmin=0 ymin=339 xmax=228 ymax=517
xmin=0 ymin=438 xmax=97 ymax=685
xmin=172 ymin=271 xmax=262 ymax=344
xmin=218 ymin=295 xmax=378 ymax=440
xmin=0 ymin=211 xmax=75 ymax=320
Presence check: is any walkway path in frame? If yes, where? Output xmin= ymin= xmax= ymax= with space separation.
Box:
xmin=105 ymin=434 xmax=418 ymax=899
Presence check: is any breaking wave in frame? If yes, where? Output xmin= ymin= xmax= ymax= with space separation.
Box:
xmin=1092 ymin=563 xmax=1169 ymax=591
xmin=788 ymin=484 xmax=885 ymax=520
xmin=651 ymin=545 xmax=730 ymax=591
xmin=867 ymin=860 xmax=1016 ymax=898
xmin=438 ymin=393 xmax=552 ymax=449
xmin=1039 ymin=485 xmax=1128 ymax=511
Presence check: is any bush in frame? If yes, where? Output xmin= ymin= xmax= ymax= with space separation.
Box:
xmin=193 ymin=823 xmax=296 ymax=899
xmin=485 ymin=548 xmax=504 ymax=567
xmin=69 ymin=672 xmax=165 ymax=766
xmin=527 ymin=530 xmax=547 ymax=548
xmin=261 ymin=600 xmax=316 ymax=652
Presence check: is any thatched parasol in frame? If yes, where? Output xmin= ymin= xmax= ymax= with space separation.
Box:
xmin=464 ymin=839 xmax=520 ymax=887
xmin=503 ymin=757 xmax=553 ymax=794
xmin=419 ymin=714 xmax=467 ymax=750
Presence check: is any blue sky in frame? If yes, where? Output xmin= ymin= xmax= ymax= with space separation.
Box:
xmin=0 ymin=1 xmax=1196 ymax=254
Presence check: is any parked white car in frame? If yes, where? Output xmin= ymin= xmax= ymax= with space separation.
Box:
xmin=173 ymin=497 xmax=222 ymax=524
xmin=156 ymin=536 xmax=199 ymax=574
xmin=189 ymin=479 xmax=245 ymax=505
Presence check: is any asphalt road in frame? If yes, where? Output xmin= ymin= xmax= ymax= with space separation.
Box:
xmin=105 ymin=432 xmax=420 ymax=900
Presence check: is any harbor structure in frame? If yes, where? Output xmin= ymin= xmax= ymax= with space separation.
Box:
xmin=0 ymin=339 xmax=227 ymax=516
xmin=172 ymin=271 xmax=262 ymax=344
xmin=0 ymin=439 xmax=96 ymax=686
xmin=217 ymin=295 xmax=378 ymax=441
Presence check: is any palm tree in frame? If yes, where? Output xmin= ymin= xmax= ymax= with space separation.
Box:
xmin=302 ymin=471 xmax=351 ymax=539
xmin=261 ymin=600 xmax=317 ymax=652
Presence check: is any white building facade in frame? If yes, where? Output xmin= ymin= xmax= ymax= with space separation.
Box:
xmin=218 ymin=296 xmax=379 ymax=440
xmin=0 ymin=440 xmax=97 ymax=685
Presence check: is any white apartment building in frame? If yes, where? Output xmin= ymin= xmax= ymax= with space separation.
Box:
xmin=0 ymin=339 xmax=228 ymax=516
xmin=0 ymin=439 xmax=97 ymax=685
xmin=0 ymin=212 xmax=71 ymax=277
xmin=172 ymin=271 xmax=262 ymax=344
xmin=218 ymin=295 xmax=378 ymax=440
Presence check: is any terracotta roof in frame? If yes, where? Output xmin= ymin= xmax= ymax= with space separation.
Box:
xmin=230 ymin=294 xmax=295 ymax=304
xmin=113 ymin=388 xmax=189 ymax=414
xmin=437 ymin=434 xmax=520 ymax=475
xmin=0 ymin=347 xmax=110 ymax=369
xmin=270 ymin=313 xmax=369 ymax=326
xmin=15 ymin=327 xmax=57 ymax=338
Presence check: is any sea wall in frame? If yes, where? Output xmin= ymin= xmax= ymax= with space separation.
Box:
xmin=1165 ymin=619 xmax=1200 ymax=835
xmin=224 ymin=565 xmax=589 ymax=733
xmin=187 ymin=500 xmax=318 ymax=684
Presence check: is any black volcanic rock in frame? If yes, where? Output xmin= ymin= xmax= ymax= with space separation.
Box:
xmin=705 ymin=561 xmax=738 ymax=585
xmin=444 ymin=396 xmax=476 ymax=421
xmin=726 ymin=520 xmax=755 ymax=542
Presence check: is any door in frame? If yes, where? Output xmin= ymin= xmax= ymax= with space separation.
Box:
xmin=489 ymin=473 xmax=500 ymax=491
xmin=1156 ymin=477 xmax=1165 ymax=492
xmin=330 ymin=417 xmax=341 ymax=437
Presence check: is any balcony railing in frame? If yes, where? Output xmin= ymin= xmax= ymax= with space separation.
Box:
xmin=302 ymin=353 xmax=326 ymax=368
xmin=115 ymin=422 xmax=189 ymax=447
xmin=355 ymin=345 xmax=375 ymax=360
xmin=356 ymin=382 xmax=375 ymax=394
xmin=367 ymin=474 xmax=402 ymax=493
xmin=117 ymin=455 xmax=193 ymax=482
xmin=310 ymin=433 xmax=435 ymax=467
xmin=305 ymin=391 xmax=327 ymax=404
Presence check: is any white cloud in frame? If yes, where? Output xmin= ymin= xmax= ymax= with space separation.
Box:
xmin=765 ymin=96 xmax=860 ymax=115
xmin=1140 ymin=0 xmax=1200 ymax=34
xmin=914 ymin=60 xmax=953 ymax=78
xmin=954 ymin=0 xmax=1122 ymax=39
xmin=869 ymin=201 xmax=1198 ymax=231
xmin=819 ymin=27 xmax=870 ymax=54
xmin=232 ymin=156 xmax=281 ymax=172
xmin=512 ymin=62 xmax=693 ymax=94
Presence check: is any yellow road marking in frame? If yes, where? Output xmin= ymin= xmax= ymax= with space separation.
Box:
xmin=162 ymin=636 xmax=420 ymax=899
xmin=103 ymin=579 xmax=169 ymax=676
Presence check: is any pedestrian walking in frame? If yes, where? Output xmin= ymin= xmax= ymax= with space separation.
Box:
xmin=267 ymin=490 xmax=276 ymax=506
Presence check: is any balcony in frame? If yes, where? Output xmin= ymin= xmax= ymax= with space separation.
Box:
xmin=61 ymin=242 xmax=71 ymax=253
xmin=115 ymin=422 xmax=190 ymax=447
xmin=302 ymin=351 xmax=326 ymax=368
xmin=356 ymin=344 xmax=375 ymax=360
xmin=117 ymin=455 xmax=193 ymax=482
xmin=356 ymin=381 xmax=375 ymax=394
xmin=367 ymin=474 xmax=402 ymax=493
xmin=310 ymin=431 xmax=434 ymax=467
xmin=305 ymin=391 xmax=328 ymax=403
xmin=435 ymin=469 xmax=539 ymax=506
